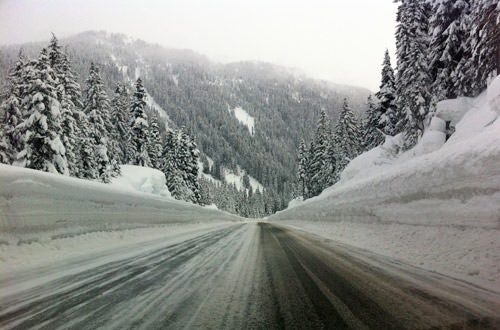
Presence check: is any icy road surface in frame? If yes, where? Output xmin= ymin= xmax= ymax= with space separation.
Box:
xmin=1 ymin=223 xmax=499 ymax=330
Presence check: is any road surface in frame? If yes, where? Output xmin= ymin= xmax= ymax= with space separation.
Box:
xmin=1 ymin=222 xmax=499 ymax=329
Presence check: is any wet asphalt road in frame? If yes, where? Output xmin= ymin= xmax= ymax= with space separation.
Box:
xmin=0 ymin=222 xmax=499 ymax=329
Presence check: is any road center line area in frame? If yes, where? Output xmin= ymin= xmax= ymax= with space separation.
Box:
xmin=1 ymin=222 xmax=499 ymax=330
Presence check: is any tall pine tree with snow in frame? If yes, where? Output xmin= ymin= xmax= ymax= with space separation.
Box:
xmin=178 ymin=128 xmax=201 ymax=204
xmin=307 ymin=110 xmax=332 ymax=198
xmin=329 ymin=98 xmax=363 ymax=182
xmin=111 ymin=83 xmax=132 ymax=163
xmin=394 ymin=0 xmax=432 ymax=149
xmin=363 ymin=95 xmax=384 ymax=150
xmin=469 ymin=0 xmax=500 ymax=95
xmin=48 ymin=34 xmax=84 ymax=176
xmin=148 ymin=111 xmax=163 ymax=169
xmin=129 ymin=78 xmax=151 ymax=167
xmin=428 ymin=0 xmax=471 ymax=103
xmin=296 ymin=138 xmax=308 ymax=197
xmin=16 ymin=49 xmax=68 ymax=174
xmin=335 ymin=98 xmax=362 ymax=161
xmin=0 ymin=50 xmax=27 ymax=164
xmin=82 ymin=62 xmax=115 ymax=182
xmin=375 ymin=50 xmax=398 ymax=135
xmin=0 ymin=129 xmax=9 ymax=164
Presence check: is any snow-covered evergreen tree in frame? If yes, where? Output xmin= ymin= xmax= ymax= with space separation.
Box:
xmin=148 ymin=111 xmax=163 ymax=169
xmin=111 ymin=83 xmax=132 ymax=163
xmin=453 ymin=4 xmax=475 ymax=97
xmin=335 ymin=98 xmax=362 ymax=161
xmin=296 ymin=139 xmax=308 ymax=197
xmin=363 ymin=95 xmax=384 ymax=150
xmin=307 ymin=110 xmax=332 ymax=198
xmin=48 ymin=35 xmax=84 ymax=176
xmin=428 ymin=0 xmax=470 ymax=102
xmin=129 ymin=78 xmax=151 ymax=167
xmin=375 ymin=50 xmax=398 ymax=135
xmin=0 ymin=50 xmax=27 ymax=164
xmin=178 ymin=128 xmax=201 ymax=204
xmin=16 ymin=49 xmax=68 ymax=174
xmin=0 ymin=128 xmax=10 ymax=164
xmin=395 ymin=0 xmax=432 ymax=149
xmin=469 ymin=0 xmax=500 ymax=95
xmin=162 ymin=129 xmax=183 ymax=199
xmin=82 ymin=62 xmax=115 ymax=182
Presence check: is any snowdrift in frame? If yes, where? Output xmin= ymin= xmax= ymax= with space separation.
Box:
xmin=110 ymin=165 xmax=171 ymax=197
xmin=0 ymin=164 xmax=239 ymax=243
xmin=271 ymin=76 xmax=500 ymax=291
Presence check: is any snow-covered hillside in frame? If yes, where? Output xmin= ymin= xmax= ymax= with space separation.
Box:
xmin=229 ymin=106 xmax=255 ymax=136
xmin=271 ymin=77 xmax=500 ymax=292
xmin=198 ymin=156 xmax=264 ymax=193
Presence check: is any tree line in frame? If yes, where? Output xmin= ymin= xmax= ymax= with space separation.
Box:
xmin=297 ymin=0 xmax=499 ymax=200
xmin=0 ymin=35 xmax=202 ymax=204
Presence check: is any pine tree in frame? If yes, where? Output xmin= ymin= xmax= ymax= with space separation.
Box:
xmin=376 ymin=50 xmax=398 ymax=135
xmin=48 ymin=35 xmax=84 ymax=176
xmin=77 ymin=113 xmax=98 ymax=180
xmin=0 ymin=128 xmax=10 ymax=164
xmin=198 ymin=177 xmax=212 ymax=206
xmin=82 ymin=62 xmax=114 ymax=182
xmin=307 ymin=110 xmax=332 ymax=198
xmin=428 ymin=0 xmax=471 ymax=102
xmin=0 ymin=50 xmax=27 ymax=164
xmin=16 ymin=49 xmax=68 ymax=174
xmin=296 ymin=139 xmax=308 ymax=197
xmin=395 ymin=0 xmax=432 ymax=149
xmin=363 ymin=95 xmax=384 ymax=150
xmin=111 ymin=83 xmax=132 ymax=163
xmin=148 ymin=111 xmax=163 ymax=169
xmin=469 ymin=0 xmax=500 ymax=95
xmin=453 ymin=5 xmax=475 ymax=97
xmin=130 ymin=78 xmax=151 ymax=167
xmin=335 ymin=98 xmax=362 ymax=161
xmin=162 ymin=128 xmax=187 ymax=200
xmin=178 ymin=128 xmax=201 ymax=204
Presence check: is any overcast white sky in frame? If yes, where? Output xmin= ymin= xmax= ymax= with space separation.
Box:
xmin=0 ymin=0 xmax=398 ymax=91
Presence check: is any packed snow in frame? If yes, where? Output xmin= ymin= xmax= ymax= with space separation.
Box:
xmin=0 ymin=164 xmax=239 ymax=250
xmin=272 ymin=78 xmax=500 ymax=292
xmin=111 ymin=165 xmax=171 ymax=197
xmin=230 ymin=106 xmax=255 ymax=135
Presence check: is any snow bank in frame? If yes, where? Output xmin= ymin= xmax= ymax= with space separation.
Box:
xmin=0 ymin=164 xmax=239 ymax=243
xmin=436 ymin=96 xmax=473 ymax=125
xmin=272 ymin=80 xmax=500 ymax=292
xmin=111 ymin=165 xmax=171 ymax=197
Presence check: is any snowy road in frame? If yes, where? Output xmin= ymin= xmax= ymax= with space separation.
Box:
xmin=1 ymin=222 xmax=499 ymax=329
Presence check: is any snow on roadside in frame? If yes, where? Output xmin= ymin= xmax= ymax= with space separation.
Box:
xmin=282 ymin=220 xmax=500 ymax=292
xmin=0 ymin=164 xmax=239 ymax=244
xmin=0 ymin=222 xmax=231 ymax=276
xmin=272 ymin=78 xmax=500 ymax=292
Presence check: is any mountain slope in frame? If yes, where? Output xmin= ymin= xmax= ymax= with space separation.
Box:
xmin=0 ymin=31 xmax=371 ymax=204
